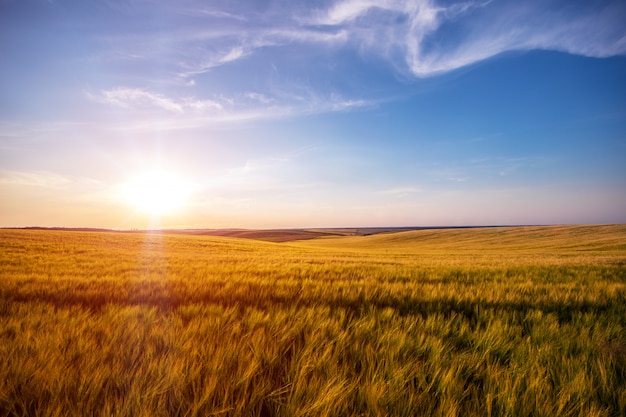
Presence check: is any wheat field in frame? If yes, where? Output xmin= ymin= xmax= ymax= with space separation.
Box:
xmin=1 ymin=225 xmax=625 ymax=416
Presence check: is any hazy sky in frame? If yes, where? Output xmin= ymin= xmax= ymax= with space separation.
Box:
xmin=1 ymin=0 xmax=625 ymax=229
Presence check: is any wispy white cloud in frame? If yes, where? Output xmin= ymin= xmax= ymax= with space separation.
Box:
xmin=87 ymin=85 xmax=375 ymax=127
xmin=175 ymin=6 xmax=247 ymax=21
xmin=83 ymin=0 xmax=626 ymax=123
xmin=302 ymin=0 xmax=626 ymax=76
xmin=94 ymin=88 xmax=184 ymax=113
xmin=309 ymin=0 xmax=391 ymax=26
xmin=330 ymin=98 xmax=371 ymax=111
xmin=182 ymin=97 xmax=223 ymax=112
xmin=266 ymin=28 xmax=348 ymax=45
xmin=175 ymin=28 xmax=347 ymax=78
xmin=244 ymin=92 xmax=274 ymax=104
xmin=88 ymin=87 xmax=224 ymax=114
xmin=91 ymin=1 xmax=626 ymax=84
xmin=178 ymin=46 xmax=251 ymax=77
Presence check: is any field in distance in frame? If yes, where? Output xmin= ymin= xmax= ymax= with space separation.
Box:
xmin=0 ymin=225 xmax=624 ymax=416
xmin=19 ymin=225 xmax=499 ymax=242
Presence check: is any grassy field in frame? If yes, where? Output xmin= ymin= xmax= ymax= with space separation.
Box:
xmin=0 ymin=225 xmax=625 ymax=416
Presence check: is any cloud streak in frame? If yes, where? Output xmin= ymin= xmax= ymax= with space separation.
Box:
xmin=82 ymin=1 xmax=626 ymax=123
xmin=304 ymin=0 xmax=626 ymax=77
xmin=87 ymin=86 xmax=375 ymax=127
xmin=412 ymin=0 xmax=626 ymax=75
xmin=89 ymin=88 xmax=224 ymax=114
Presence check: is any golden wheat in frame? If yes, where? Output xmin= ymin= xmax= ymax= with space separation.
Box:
xmin=0 ymin=225 xmax=624 ymax=416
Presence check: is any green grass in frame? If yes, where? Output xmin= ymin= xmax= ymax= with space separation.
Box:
xmin=1 ymin=225 xmax=625 ymax=416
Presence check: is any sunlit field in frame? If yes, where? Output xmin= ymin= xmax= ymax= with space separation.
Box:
xmin=1 ymin=225 xmax=625 ymax=416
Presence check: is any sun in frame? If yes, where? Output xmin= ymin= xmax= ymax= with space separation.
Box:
xmin=122 ymin=170 xmax=190 ymax=216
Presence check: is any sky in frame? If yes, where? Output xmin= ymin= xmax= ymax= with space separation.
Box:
xmin=1 ymin=0 xmax=625 ymax=229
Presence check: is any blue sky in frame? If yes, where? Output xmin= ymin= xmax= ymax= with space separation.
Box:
xmin=1 ymin=0 xmax=625 ymax=228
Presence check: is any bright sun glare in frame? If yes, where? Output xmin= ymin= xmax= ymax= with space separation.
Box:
xmin=122 ymin=171 xmax=189 ymax=216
